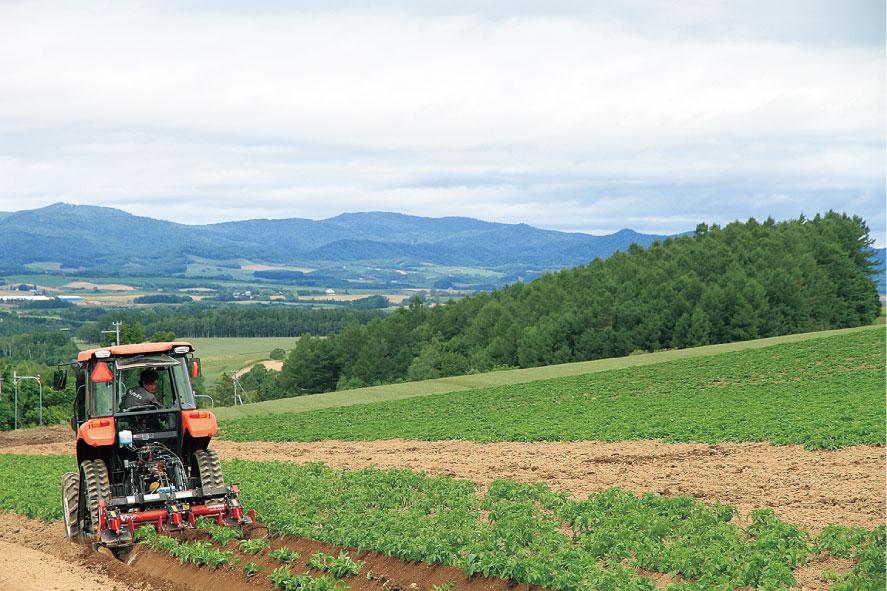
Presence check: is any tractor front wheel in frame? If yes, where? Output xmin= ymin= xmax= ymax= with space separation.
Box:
xmin=61 ymin=472 xmax=80 ymax=541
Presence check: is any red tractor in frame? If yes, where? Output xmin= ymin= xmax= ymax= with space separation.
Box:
xmin=54 ymin=341 xmax=254 ymax=549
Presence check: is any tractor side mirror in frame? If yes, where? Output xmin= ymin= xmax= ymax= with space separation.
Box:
xmin=52 ymin=369 xmax=67 ymax=391
xmin=191 ymin=359 xmax=201 ymax=378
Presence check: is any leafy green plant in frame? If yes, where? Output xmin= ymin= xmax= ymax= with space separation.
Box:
xmin=208 ymin=524 xmax=243 ymax=545
xmin=306 ymin=551 xmax=364 ymax=577
xmin=239 ymin=537 xmax=270 ymax=555
xmin=191 ymin=516 xmax=243 ymax=544
xmin=174 ymin=540 xmax=233 ymax=568
xmin=147 ymin=534 xmax=181 ymax=554
xmin=269 ymin=565 xmax=350 ymax=591
xmin=269 ymin=565 xmax=295 ymax=588
xmin=242 ymin=561 xmax=264 ymax=578
xmin=223 ymin=458 xmax=887 ymax=591
xmin=820 ymin=525 xmax=886 ymax=591
xmin=270 ymin=546 xmax=301 ymax=563
xmin=133 ymin=524 xmax=157 ymax=543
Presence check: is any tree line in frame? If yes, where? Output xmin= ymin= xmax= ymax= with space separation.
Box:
xmin=0 ymin=332 xmax=80 ymax=430
xmin=244 ymin=212 xmax=879 ymax=398
xmin=77 ymin=306 xmax=388 ymax=342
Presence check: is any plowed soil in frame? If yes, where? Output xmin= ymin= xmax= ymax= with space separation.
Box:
xmin=0 ymin=425 xmax=883 ymax=590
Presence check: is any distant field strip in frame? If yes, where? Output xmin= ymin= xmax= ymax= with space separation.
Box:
xmin=218 ymin=327 xmax=886 ymax=449
xmin=214 ymin=325 xmax=883 ymax=421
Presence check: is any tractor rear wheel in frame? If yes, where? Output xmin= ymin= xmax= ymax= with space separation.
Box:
xmin=193 ymin=449 xmax=224 ymax=488
xmin=61 ymin=472 xmax=80 ymax=541
xmin=79 ymin=460 xmax=111 ymax=539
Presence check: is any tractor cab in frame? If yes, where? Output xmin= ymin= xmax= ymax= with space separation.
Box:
xmin=62 ymin=342 xmax=207 ymax=474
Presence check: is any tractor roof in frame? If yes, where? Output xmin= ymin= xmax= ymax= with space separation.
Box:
xmin=77 ymin=341 xmax=195 ymax=362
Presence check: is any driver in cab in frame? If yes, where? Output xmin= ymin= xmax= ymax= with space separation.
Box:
xmin=122 ymin=369 xmax=161 ymax=410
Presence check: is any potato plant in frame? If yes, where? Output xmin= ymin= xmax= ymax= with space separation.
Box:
xmin=242 ymin=562 xmax=264 ymax=578
xmin=135 ymin=526 xmax=233 ymax=569
xmin=0 ymin=453 xmax=882 ymax=590
xmin=219 ymin=329 xmax=886 ymax=450
xmin=269 ymin=565 xmax=350 ymax=591
xmin=238 ymin=537 xmax=270 ymax=555
xmin=270 ymin=547 xmax=301 ymax=564
xmin=224 ymin=459 xmax=887 ymax=591
xmin=306 ymin=551 xmax=364 ymax=577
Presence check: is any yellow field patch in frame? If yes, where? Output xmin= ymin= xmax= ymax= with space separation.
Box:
xmin=62 ymin=281 xmax=135 ymax=291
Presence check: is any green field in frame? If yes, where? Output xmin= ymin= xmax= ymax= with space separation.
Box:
xmin=1 ymin=453 xmax=882 ymax=590
xmin=3 ymin=274 xmax=72 ymax=288
xmin=187 ymin=337 xmax=297 ymax=384
xmin=3 ymin=327 xmax=885 ymax=590
xmin=218 ymin=327 xmax=886 ymax=449
xmin=214 ymin=324 xmax=883 ymax=421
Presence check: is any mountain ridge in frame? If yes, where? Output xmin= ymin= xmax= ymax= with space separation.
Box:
xmin=0 ymin=203 xmax=675 ymax=270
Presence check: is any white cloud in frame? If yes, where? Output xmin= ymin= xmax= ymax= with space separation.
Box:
xmin=0 ymin=1 xmax=883 ymax=245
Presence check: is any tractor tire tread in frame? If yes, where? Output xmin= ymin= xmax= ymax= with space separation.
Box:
xmin=80 ymin=460 xmax=110 ymax=536
xmin=61 ymin=471 xmax=80 ymax=541
xmin=195 ymin=449 xmax=224 ymax=488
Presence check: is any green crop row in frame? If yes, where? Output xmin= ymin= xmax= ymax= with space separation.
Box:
xmin=135 ymin=524 xmax=352 ymax=589
xmin=269 ymin=565 xmax=350 ymax=591
xmin=222 ymin=459 xmax=887 ymax=591
xmin=306 ymin=551 xmax=365 ymax=577
xmin=0 ymin=455 xmax=75 ymax=521
xmin=0 ymin=454 xmax=882 ymax=590
xmin=219 ymin=329 xmax=886 ymax=449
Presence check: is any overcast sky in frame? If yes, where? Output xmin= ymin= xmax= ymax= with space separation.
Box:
xmin=1 ymin=1 xmax=884 ymax=245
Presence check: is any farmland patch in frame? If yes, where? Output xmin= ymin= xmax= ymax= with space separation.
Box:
xmin=218 ymin=329 xmax=886 ymax=450
xmin=0 ymin=453 xmax=882 ymax=591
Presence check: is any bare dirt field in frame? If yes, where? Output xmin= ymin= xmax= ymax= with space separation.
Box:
xmin=1 ymin=425 xmax=883 ymax=590
xmin=238 ymin=360 xmax=284 ymax=373
xmin=62 ymin=282 xmax=135 ymax=291
xmin=298 ymin=293 xmax=413 ymax=304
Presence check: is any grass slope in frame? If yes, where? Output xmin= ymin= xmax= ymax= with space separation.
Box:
xmin=187 ymin=337 xmax=296 ymax=384
xmin=213 ymin=325 xmax=881 ymax=421
xmin=218 ymin=327 xmax=886 ymax=450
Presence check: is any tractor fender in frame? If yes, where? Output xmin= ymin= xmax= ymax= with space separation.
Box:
xmin=182 ymin=410 xmax=218 ymax=439
xmin=77 ymin=417 xmax=116 ymax=448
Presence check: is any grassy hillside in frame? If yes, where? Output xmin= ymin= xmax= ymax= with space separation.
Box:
xmin=218 ymin=326 xmax=885 ymax=449
xmin=188 ymin=336 xmax=296 ymax=384
xmin=214 ymin=325 xmax=882 ymax=421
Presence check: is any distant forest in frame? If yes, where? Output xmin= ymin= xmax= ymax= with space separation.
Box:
xmin=254 ymin=212 xmax=881 ymax=398
xmin=2 ymin=211 xmax=879 ymax=424
xmin=76 ymin=307 xmax=388 ymax=342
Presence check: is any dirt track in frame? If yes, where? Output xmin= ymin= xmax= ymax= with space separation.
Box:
xmin=0 ymin=426 xmax=883 ymax=590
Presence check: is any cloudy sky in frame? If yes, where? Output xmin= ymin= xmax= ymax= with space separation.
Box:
xmin=1 ymin=1 xmax=884 ymax=244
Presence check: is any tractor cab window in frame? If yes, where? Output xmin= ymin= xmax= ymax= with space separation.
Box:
xmin=175 ymin=358 xmax=197 ymax=410
xmin=116 ymin=356 xmax=180 ymax=412
xmin=88 ymin=363 xmax=115 ymax=418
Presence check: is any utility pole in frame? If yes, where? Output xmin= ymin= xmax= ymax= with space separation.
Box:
xmin=231 ymin=370 xmax=252 ymax=405
xmin=12 ymin=370 xmax=43 ymax=429
xmin=101 ymin=320 xmax=123 ymax=346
